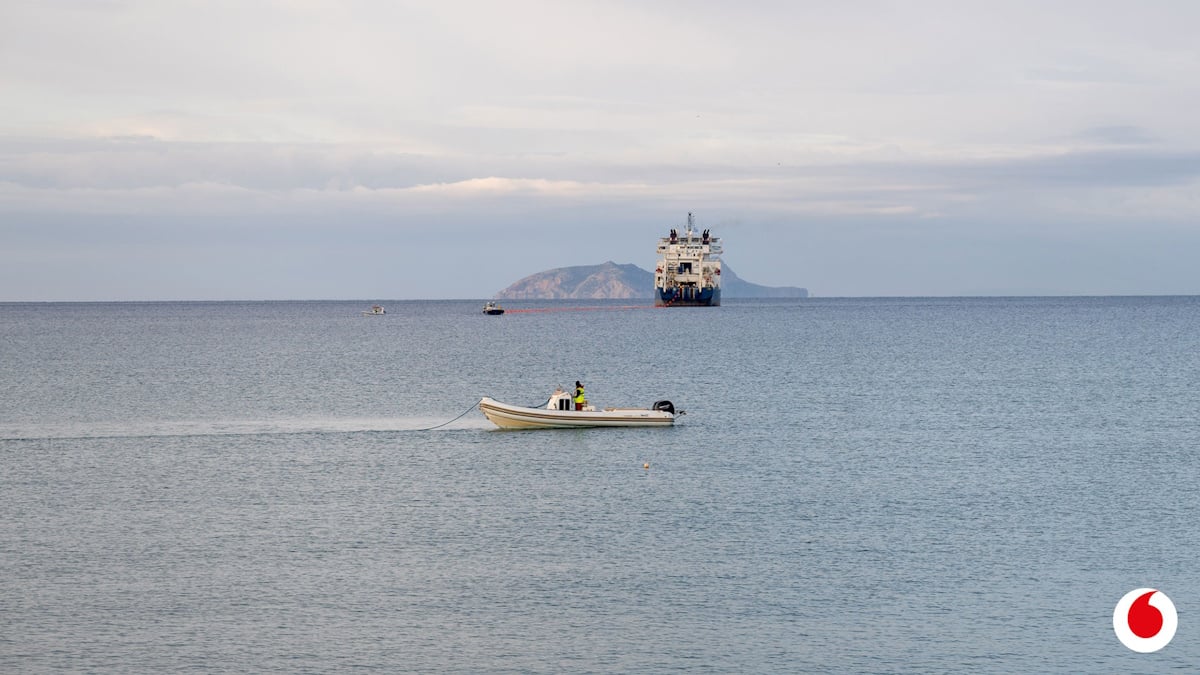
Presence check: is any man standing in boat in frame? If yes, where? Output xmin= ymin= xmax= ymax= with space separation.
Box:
xmin=574 ymin=381 xmax=586 ymax=411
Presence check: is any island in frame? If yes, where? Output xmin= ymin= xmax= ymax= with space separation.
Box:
xmin=494 ymin=261 xmax=808 ymax=300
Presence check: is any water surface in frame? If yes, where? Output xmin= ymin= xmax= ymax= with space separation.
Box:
xmin=2 ymin=297 xmax=1198 ymax=672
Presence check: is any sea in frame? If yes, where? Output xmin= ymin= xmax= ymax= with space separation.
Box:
xmin=2 ymin=296 xmax=1198 ymax=673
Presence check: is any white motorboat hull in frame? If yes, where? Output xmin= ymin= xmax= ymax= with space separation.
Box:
xmin=479 ymin=397 xmax=675 ymax=430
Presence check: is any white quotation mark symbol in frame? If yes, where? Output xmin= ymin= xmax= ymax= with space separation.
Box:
xmin=1114 ymin=588 xmax=1177 ymax=653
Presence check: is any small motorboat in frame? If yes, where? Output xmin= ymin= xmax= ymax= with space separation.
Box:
xmin=482 ymin=302 xmax=505 ymax=315
xmin=363 ymin=305 xmax=386 ymax=316
xmin=479 ymin=389 xmax=679 ymax=430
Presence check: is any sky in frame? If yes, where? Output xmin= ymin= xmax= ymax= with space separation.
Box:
xmin=3 ymin=0 xmax=1200 ymax=300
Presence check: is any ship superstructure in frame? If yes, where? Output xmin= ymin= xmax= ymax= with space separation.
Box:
xmin=654 ymin=213 xmax=722 ymax=307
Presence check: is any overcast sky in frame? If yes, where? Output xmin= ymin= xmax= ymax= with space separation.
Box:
xmin=3 ymin=0 xmax=1200 ymax=300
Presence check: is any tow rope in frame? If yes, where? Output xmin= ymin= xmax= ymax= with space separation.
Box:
xmin=412 ymin=398 xmax=484 ymax=431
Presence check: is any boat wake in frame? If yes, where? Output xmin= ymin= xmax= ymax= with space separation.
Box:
xmin=0 ymin=415 xmax=492 ymax=442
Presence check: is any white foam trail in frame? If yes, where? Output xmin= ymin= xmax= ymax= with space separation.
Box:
xmin=0 ymin=415 xmax=492 ymax=441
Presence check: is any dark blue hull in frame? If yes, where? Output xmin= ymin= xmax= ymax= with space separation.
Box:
xmin=655 ymin=286 xmax=720 ymax=307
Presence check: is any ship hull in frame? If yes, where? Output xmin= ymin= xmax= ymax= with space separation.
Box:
xmin=479 ymin=397 xmax=676 ymax=429
xmin=654 ymin=286 xmax=720 ymax=307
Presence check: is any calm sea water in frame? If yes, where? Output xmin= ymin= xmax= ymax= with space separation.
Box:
xmin=2 ymin=297 xmax=1198 ymax=672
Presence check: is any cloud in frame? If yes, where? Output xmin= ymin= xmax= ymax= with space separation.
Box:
xmin=5 ymin=135 xmax=1200 ymax=227
xmin=404 ymin=176 xmax=625 ymax=197
xmin=1072 ymin=125 xmax=1158 ymax=146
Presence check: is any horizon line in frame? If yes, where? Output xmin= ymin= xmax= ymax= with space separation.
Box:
xmin=4 ymin=294 xmax=1200 ymax=304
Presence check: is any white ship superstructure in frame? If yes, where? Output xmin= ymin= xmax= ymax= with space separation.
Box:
xmin=654 ymin=213 xmax=722 ymax=307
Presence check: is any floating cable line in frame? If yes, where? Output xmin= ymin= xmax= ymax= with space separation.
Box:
xmin=411 ymin=399 xmax=485 ymax=431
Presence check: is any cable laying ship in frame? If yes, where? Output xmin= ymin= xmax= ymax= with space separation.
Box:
xmin=654 ymin=213 xmax=722 ymax=306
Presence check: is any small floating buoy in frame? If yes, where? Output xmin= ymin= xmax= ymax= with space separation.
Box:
xmin=643 ymin=462 xmax=650 ymax=469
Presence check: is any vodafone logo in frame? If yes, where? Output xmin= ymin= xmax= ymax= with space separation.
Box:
xmin=1113 ymin=588 xmax=1177 ymax=653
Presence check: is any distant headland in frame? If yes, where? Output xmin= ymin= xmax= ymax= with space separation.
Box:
xmin=494 ymin=261 xmax=808 ymax=300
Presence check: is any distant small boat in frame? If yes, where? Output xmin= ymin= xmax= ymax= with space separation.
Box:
xmin=483 ymin=302 xmax=505 ymax=315
xmin=479 ymin=389 xmax=679 ymax=430
xmin=363 ymin=305 xmax=386 ymax=316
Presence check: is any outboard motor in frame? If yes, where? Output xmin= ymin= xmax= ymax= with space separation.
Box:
xmin=652 ymin=400 xmax=675 ymax=415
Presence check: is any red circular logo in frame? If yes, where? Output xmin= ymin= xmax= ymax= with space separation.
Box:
xmin=1114 ymin=588 xmax=1177 ymax=652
